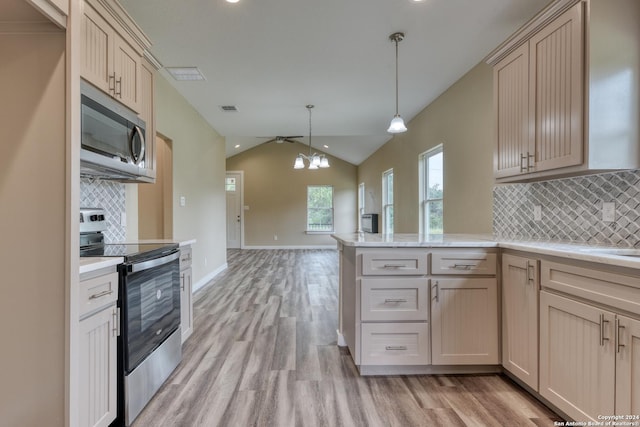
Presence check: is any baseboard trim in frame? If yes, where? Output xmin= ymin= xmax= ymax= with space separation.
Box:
xmin=193 ymin=262 xmax=228 ymax=293
xmin=242 ymin=245 xmax=337 ymax=250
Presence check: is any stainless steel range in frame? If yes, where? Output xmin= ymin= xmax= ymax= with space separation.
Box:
xmin=80 ymin=208 xmax=182 ymax=426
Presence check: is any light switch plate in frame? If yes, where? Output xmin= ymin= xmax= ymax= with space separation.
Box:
xmin=180 ymin=196 xmax=186 ymax=207
xmin=603 ymin=202 xmax=615 ymax=222
xmin=120 ymin=212 xmax=127 ymax=226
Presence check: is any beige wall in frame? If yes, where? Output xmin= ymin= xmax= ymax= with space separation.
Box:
xmin=358 ymin=62 xmax=494 ymax=234
xmin=0 ymin=32 xmax=66 ymax=427
xmin=226 ymin=142 xmax=357 ymax=247
xmin=154 ymin=76 xmax=228 ymax=285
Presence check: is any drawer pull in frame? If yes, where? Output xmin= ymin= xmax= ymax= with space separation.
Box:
xmin=385 ymin=346 xmax=407 ymax=351
xmin=384 ymin=298 xmax=407 ymax=303
xmin=450 ymin=263 xmax=478 ymax=270
xmin=89 ymin=289 xmax=113 ymax=300
xmin=382 ymin=264 xmax=406 ymax=269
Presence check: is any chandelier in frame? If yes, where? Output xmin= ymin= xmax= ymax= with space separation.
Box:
xmin=293 ymin=105 xmax=330 ymax=170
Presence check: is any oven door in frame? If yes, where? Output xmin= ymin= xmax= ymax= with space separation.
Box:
xmin=120 ymin=250 xmax=181 ymax=373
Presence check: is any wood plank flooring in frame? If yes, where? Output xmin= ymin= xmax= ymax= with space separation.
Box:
xmin=133 ymin=249 xmax=562 ymax=427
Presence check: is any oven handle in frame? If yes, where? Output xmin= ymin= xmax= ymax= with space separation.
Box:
xmin=129 ymin=250 xmax=180 ymax=273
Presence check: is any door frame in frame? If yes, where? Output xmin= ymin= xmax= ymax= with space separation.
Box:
xmin=226 ymin=170 xmax=245 ymax=249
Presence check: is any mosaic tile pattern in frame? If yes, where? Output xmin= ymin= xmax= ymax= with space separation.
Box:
xmin=80 ymin=178 xmax=126 ymax=242
xmin=493 ymin=170 xmax=640 ymax=248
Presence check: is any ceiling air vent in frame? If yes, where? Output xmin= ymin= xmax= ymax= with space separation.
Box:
xmin=165 ymin=67 xmax=205 ymax=81
xmin=220 ymin=105 xmax=239 ymax=112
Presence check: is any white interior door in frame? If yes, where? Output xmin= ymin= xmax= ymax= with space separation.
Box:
xmin=226 ymin=172 xmax=242 ymax=249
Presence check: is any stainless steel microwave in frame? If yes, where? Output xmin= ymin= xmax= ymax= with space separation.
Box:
xmin=80 ymin=80 xmax=154 ymax=183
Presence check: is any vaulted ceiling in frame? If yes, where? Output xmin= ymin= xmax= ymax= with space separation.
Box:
xmin=119 ymin=0 xmax=550 ymax=165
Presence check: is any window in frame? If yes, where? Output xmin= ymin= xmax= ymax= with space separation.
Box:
xmin=420 ymin=145 xmax=444 ymax=234
xmin=382 ymin=169 xmax=394 ymax=234
xmin=307 ymin=185 xmax=334 ymax=232
xmin=225 ymin=177 xmax=236 ymax=192
xmin=358 ymin=183 xmax=365 ymax=232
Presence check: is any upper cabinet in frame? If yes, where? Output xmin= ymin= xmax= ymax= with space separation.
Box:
xmin=488 ymin=0 xmax=640 ymax=182
xmin=81 ymin=0 xmax=153 ymax=114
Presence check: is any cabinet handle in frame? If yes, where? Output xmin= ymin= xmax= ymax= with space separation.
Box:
xmin=180 ymin=274 xmax=185 ymax=291
xmin=382 ymin=264 xmax=406 ymax=269
xmin=451 ymin=263 xmax=477 ymax=270
xmin=600 ymin=314 xmax=610 ymax=346
xmin=616 ymin=318 xmax=626 ymax=353
xmin=112 ymin=307 xmax=120 ymax=337
xmin=527 ymin=152 xmax=535 ymax=171
xmin=526 ymin=261 xmax=535 ymax=284
xmin=384 ymin=298 xmax=407 ymax=303
xmin=520 ymin=153 xmax=528 ymax=172
xmin=108 ymin=73 xmax=116 ymax=93
xmin=432 ymin=281 xmax=439 ymax=302
xmin=89 ymin=289 xmax=113 ymax=300
xmin=385 ymin=346 xmax=407 ymax=351
xmin=115 ymin=77 xmax=122 ymax=98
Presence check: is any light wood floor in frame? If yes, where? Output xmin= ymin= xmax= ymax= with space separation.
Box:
xmin=133 ymin=249 xmax=562 ymax=427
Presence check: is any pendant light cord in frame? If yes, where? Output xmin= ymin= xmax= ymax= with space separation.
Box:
xmin=307 ymin=104 xmax=313 ymax=157
xmin=394 ymin=37 xmax=399 ymax=116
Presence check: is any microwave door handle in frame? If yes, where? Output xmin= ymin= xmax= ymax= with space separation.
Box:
xmin=129 ymin=251 xmax=180 ymax=273
xmin=130 ymin=125 xmax=145 ymax=165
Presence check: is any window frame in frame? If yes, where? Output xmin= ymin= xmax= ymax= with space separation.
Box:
xmin=419 ymin=144 xmax=444 ymax=235
xmin=358 ymin=182 xmax=365 ymax=232
xmin=382 ymin=169 xmax=394 ymax=234
xmin=306 ymin=185 xmax=335 ymax=234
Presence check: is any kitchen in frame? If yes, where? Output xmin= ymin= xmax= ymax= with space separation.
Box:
xmin=1 ymin=0 xmax=639 ymax=426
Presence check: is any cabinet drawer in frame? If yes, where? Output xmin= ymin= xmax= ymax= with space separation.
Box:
xmin=180 ymin=246 xmax=192 ymax=270
xmin=361 ymin=278 xmax=429 ymax=321
xmin=431 ymin=251 xmax=496 ymax=275
xmin=361 ymin=322 xmax=430 ymax=365
xmin=360 ymin=251 xmax=428 ymax=276
xmin=80 ymin=272 xmax=118 ymax=319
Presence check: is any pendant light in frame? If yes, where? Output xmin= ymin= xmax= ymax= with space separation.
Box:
xmin=293 ymin=105 xmax=330 ymax=170
xmin=387 ymin=32 xmax=407 ymax=134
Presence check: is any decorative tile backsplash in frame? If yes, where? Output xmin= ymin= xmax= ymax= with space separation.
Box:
xmin=493 ymin=170 xmax=640 ymax=248
xmin=80 ymin=178 xmax=126 ymax=242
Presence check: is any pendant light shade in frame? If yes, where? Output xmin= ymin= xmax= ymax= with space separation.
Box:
xmin=294 ymin=156 xmax=304 ymax=169
xmin=388 ymin=32 xmax=407 ymax=134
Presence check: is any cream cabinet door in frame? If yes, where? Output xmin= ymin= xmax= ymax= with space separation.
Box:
xmin=431 ymin=278 xmax=498 ymax=365
xmin=494 ymin=42 xmax=532 ymax=178
xmin=81 ymin=3 xmax=115 ymax=95
xmin=113 ymin=35 xmax=141 ymax=113
xmin=529 ymin=2 xmax=584 ymax=173
xmin=539 ymin=291 xmax=615 ymax=421
xmin=615 ymin=315 xmax=640 ymax=415
xmin=79 ymin=305 xmax=118 ymax=427
xmin=502 ymin=254 xmax=539 ymax=391
xmin=181 ymin=267 xmax=193 ymax=343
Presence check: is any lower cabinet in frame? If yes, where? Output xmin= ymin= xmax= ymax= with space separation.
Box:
xmin=430 ymin=277 xmax=499 ymax=365
xmin=78 ymin=269 xmax=119 ymax=427
xmin=360 ymin=322 xmax=430 ymax=365
xmin=180 ymin=245 xmax=193 ymax=343
xmin=615 ymin=315 xmax=640 ymax=415
xmin=502 ymin=254 xmax=539 ymax=390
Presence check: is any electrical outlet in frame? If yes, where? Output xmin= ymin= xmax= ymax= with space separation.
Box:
xmin=180 ymin=196 xmax=186 ymax=207
xmin=603 ymin=202 xmax=616 ymax=222
xmin=120 ymin=212 xmax=127 ymax=226
xmin=533 ymin=205 xmax=542 ymax=221
xmin=274 ymin=235 xmax=278 ymax=241
xmin=204 ymin=257 xmax=208 ymax=266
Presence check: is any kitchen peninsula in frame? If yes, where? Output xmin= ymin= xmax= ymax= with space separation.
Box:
xmin=333 ymin=233 xmax=640 ymax=421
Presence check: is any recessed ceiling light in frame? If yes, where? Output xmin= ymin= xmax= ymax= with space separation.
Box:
xmin=165 ymin=67 xmax=205 ymax=81
xmin=234 ymin=144 xmax=240 ymax=148
xmin=226 ymin=0 xmax=239 ymax=3
xmin=323 ymin=145 xmax=329 ymax=149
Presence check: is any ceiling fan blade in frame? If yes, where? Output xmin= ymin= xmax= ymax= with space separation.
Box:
xmin=263 ymin=138 xmax=277 ymax=144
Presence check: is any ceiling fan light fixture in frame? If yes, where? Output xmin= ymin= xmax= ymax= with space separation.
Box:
xmin=294 ymin=156 xmax=305 ymax=169
xmin=387 ymin=114 xmax=407 ymax=133
xmin=388 ymin=32 xmax=408 ymax=134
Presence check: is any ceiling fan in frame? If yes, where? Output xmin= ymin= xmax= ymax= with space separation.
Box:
xmin=260 ymin=136 xmax=304 ymax=144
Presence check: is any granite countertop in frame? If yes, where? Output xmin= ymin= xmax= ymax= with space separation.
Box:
xmin=113 ymin=238 xmax=197 ymax=247
xmin=332 ymin=233 xmax=640 ymax=270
